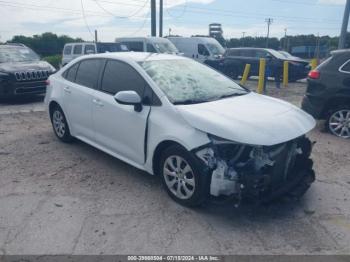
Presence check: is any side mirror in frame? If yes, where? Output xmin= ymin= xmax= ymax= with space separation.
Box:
xmin=114 ymin=91 xmax=142 ymax=112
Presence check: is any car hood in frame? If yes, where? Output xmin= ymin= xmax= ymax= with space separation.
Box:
xmin=175 ymin=92 xmax=316 ymax=146
xmin=0 ymin=61 xmax=52 ymax=73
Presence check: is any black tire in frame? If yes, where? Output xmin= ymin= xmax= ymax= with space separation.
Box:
xmin=326 ymin=105 xmax=350 ymax=139
xmin=159 ymin=145 xmax=210 ymax=207
xmin=50 ymin=105 xmax=73 ymax=143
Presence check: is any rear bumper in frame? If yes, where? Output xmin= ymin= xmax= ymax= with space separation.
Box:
xmin=301 ymin=95 xmax=325 ymax=119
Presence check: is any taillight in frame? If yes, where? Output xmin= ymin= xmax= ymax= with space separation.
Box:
xmin=308 ymin=70 xmax=320 ymax=79
xmin=45 ymin=79 xmax=50 ymax=85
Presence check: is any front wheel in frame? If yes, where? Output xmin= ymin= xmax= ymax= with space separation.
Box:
xmin=326 ymin=105 xmax=350 ymax=139
xmin=159 ymin=145 xmax=210 ymax=207
xmin=50 ymin=105 xmax=73 ymax=142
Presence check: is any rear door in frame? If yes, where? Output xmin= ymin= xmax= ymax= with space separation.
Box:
xmin=339 ymin=59 xmax=350 ymax=89
xmin=62 ymin=59 xmax=104 ymax=141
xmin=92 ymin=59 xmax=150 ymax=164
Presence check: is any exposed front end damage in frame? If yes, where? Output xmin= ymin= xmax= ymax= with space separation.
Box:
xmin=194 ymin=135 xmax=315 ymax=205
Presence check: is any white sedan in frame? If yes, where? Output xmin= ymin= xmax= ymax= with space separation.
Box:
xmin=45 ymin=52 xmax=316 ymax=207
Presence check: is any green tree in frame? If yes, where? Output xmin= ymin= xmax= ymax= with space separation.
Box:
xmin=10 ymin=32 xmax=83 ymax=57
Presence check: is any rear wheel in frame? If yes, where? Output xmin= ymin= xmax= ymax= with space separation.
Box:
xmin=50 ymin=105 xmax=73 ymax=142
xmin=326 ymin=105 xmax=350 ymax=138
xmin=159 ymin=145 xmax=210 ymax=207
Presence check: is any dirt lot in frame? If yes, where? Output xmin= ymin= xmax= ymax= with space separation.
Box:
xmin=0 ymin=81 xmax=350 ymax=255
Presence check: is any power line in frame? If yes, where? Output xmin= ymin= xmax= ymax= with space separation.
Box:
xmin=81 ymin=0 xmax=95 ymax=40
xmin=92 ymin=0 xmax=149 ymax=19
xmin=165 ymin=0 xmax=188 ymax=19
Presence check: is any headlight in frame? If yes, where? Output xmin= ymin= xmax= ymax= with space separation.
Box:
xmin=207 ymin=134 xmax=240 ymax=145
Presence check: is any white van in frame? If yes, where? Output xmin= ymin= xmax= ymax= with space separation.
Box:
xmin=115 ymin=37 xmax=179 ymax=54
xmin=62 ymin=42 xmax=128 ymax=66
xmin=168 ymin=37 xmax=225 ymax=63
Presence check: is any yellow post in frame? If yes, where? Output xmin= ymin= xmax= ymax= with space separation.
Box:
xmin=257 ymin=58 xmax=266 ymax=94
xmin=240 ymin=64 xmax=251 ymax=85
xmin=283 ymin=60 xmax=289 ymax=87
xmin=311 ymin=58 xmax=318 ymax=70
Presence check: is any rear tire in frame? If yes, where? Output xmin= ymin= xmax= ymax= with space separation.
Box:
xmin=50 ymin=105 xmax=73 ymax=143
xmin=159 ymin=145 xmax=210 ymax=207
xmin=326 ymin=105 xmax=350 ymax=139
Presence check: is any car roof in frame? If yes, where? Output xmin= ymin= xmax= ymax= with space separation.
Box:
xmin=80 ymin=52 xmax=187 ymax=62
xmin=331 ymin=49 xmax=350 ymax=56
xmin=226 ymin=47 xmax=273 ymax=51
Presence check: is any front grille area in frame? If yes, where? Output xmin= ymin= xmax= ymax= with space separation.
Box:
xmin=14 ymin=70 xmax=50 ymax=81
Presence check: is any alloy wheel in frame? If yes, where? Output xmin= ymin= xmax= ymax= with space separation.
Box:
xmin=163 ymin=155 xmax=195 ymax=200
xmin=52 ymin=110 xmax=66 ymax=138
xmin=328 ymin=109 xmax=350 ymax=138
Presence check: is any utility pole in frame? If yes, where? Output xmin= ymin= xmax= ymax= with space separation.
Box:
xmin=159 ymin=0 xmax=163 ymax=37
xmin=265 ymin=18 xmax=273 ymax=48
xmin=94 ymin=30 xmax=98 ymax=43
xmin=242 ymin=32 xmax=246 ymax=47
xmin=339 ymin=0 xmax=350 ymax=49
xmin=151 ymin=0 xmax=156 ymax=37
xmin=284 ymin=28 xmax=287 ymax=51
xmin=315 ymin=33 xmax=320 ymax=60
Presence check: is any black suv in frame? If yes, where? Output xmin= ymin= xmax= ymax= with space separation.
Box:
xmin=222 ymin=47 xmax=310 ymax=81
xmin=302 ymin=49 xmax=350 ymax=138
xmin=0 ymin=44 xmax=55 ymax=99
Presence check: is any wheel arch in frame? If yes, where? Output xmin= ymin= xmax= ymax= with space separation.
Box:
xmin=322 ymin=96 xmax=350 ymax=118
xmin=152 ymin=140 xmax=187 ymax=176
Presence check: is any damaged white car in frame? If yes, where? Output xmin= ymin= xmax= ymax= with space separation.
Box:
xmin=45 ymin=52 xmax=316 ymax=206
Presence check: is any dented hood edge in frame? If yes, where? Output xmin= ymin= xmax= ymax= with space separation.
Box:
xmin=175 ymin=93 xmax=316 ymax=146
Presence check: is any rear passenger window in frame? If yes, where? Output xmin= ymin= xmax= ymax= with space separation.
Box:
xmin=64 ymin=46 xmax=72 ymax=55
xmin=84 ymin=44 xmax=96 ymax=54
xmin=101 ymin=60 xmax=145 ymax=96
xmin=75 ymin=59 xmax=103 ymax=89
xmin=341 ymin=60 xmax=350 ymax=72
xmin=73 ymin=45 xmax=83 ymax=55
xmin=63 ymin=63 xmax=79 ymax=82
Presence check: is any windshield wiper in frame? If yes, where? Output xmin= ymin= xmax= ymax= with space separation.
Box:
xmin=173 ymin=99 xmax=209 ymax=105
xmin=217 ymin=93 xmax=246 ymax=100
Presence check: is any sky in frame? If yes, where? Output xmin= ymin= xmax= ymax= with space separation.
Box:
xmin=0 ymin=0 xmax=348 ymax=42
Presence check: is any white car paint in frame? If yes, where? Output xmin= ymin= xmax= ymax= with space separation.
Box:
xmin=45 ymin=52 xmax=315 ymax=177
xmin=176 ymin=92 xmax=316 ymax=146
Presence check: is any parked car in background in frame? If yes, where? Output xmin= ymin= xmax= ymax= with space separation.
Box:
xmin=115 ymin=37 xmax=179 ymax=54
xmin=278 ymin=50 xmax=307 ymax=62
xmin=45 ymin=52 xmax=316 ymax=207
xmin=167 ymin=36 xmax=225 ymax=63
xmin=0 ymin=44 xmax=55 ymax=99
xmin=62 ymin=42 xmax=128 ymax=66
xmin=302 ymin=49 xmax=350 ymax=139
xmin=222 ymin=47 xmax=310 ymax=81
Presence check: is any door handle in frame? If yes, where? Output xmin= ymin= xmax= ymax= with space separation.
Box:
xmin=63 ymin=87 xmax=71 ymax=93
xmin=92 ymin=98 xmax=104 ymax=107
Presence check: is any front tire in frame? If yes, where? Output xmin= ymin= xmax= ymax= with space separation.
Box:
xmin=50 ymin=105 xmax=73 ymax=142
xmin=326 ymin=105 xmax=350 ymax=139
xmin=159 ymin=145 xmax=210 ymax=207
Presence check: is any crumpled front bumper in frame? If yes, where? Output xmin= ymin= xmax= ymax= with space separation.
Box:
xmin=194 ymin=135 xmax=315 ymax=205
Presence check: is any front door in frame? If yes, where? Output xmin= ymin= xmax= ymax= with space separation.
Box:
xmin=92 ymin=59 xmax=150 ymax=165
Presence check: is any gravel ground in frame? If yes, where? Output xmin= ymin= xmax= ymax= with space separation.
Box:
xmin=0 ymin=82 xmax=350 ymax=255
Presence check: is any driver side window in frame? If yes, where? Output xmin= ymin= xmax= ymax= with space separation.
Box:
xmin=101 ymin=60 xmax=145 ymax=96
xmin=198 ymin=44 xmax=209 ymax=56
